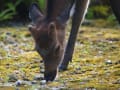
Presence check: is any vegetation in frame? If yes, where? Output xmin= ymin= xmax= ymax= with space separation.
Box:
xmin=0 ymin=22 xmax=120 ymax=89
xmin=0 ymin=0 xmax=46 ymax=21
xmin=0 ymin=0 xmax=21 ymax=21
xmin=0 ymin=0 xmax=117 ymax=22
xmin=0 ymin=0 xmax=119 ymax=90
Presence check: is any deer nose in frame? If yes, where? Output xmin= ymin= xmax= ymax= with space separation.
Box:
xmin=44 ymin=70 xmax=57 ymax=81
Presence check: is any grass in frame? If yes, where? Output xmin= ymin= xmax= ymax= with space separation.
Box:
xmin=0 ymin=23 xmax=120 ymax=89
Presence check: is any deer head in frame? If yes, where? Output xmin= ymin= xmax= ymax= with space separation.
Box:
xmin=28 ymin=3 xmax=71 ymax=81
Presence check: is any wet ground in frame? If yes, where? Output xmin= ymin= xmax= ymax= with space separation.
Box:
xmin=0 ymin=22 xmax=120 ymax=90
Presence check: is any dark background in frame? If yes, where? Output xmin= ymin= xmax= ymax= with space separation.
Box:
xmin=0 ymin=0 xmax=117 ymax=23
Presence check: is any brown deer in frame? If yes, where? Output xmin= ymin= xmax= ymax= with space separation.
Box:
xmin=28 ymin=0 xmax=120 ymax=81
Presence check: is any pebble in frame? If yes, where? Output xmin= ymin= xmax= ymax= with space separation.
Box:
xmin=34 ymin=74 xmax=44 ymax=80
xmin=15 ymin=80 xmax=23 ymax=86
xmin=40 ymin=80 xmax=46 ymax=85
xmin=8 ymin=74 xmax=18 ymax=82
xmin=31 ymin=80 xmax=37 ymax=84
xmin=113 ymin=80 xmax=120 ymax=84
xmin=115 ymin=60 xmax=120 ymax=64
xmin=15 ymin=80 xmax=32 ymax=86
xmin=51 ymin=87 xmax=60 ymax=90
xmin=105 ymin=60 xmax=112 ymax=64
xmin=6 ymin=32 xmax=12 ymax=35
xmin=40 ymin=69 xmax=44 ymax=73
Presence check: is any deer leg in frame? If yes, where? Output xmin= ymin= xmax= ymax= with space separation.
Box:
xmin=59 ymin=0 xmax=90 ymax=70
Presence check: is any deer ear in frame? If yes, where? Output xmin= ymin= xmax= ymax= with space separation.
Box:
xmin=57 ymin=3 xmax=73 ymax=24
xmin=29 ymin=3 xmax=43 ymax=23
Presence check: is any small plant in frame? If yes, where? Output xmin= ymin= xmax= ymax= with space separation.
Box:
xmin=38 ymin=0 xmax=46 ymax=12
xmin=0 ymin=0 xmax=22 ymax=21
xmin=86 ymin=5 xmax=110 ymax=19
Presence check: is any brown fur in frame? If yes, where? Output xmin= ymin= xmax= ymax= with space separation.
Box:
xmin=28 ymin=16 xmax=66 ymax=81
xmin=29 ymin=0 xmax=120 ymax=81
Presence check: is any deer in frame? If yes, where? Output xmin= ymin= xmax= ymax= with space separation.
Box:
xmin=28 ymin=0 xmax=120 ymax=81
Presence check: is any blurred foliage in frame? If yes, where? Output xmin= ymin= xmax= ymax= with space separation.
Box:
xmin=0 ymin=0 xmax=117 ymax=22
xmin=0 ymin=0 xmax=22 ymax=21
xmin=38 ymin=0 xmax=46 ymax=12
xmin=86 ymin=6 xmax=110 ymax=19
xmin=86 ymin=0 xmax=110 ymax=19
xmin=86 ymin=0 xmax=116 ymax=23
xmin=0 ymin=0 xmax=46 ymax=22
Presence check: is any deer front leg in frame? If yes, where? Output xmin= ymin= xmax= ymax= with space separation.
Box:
xmin=59 ymin=0 xmax=90 ymax=70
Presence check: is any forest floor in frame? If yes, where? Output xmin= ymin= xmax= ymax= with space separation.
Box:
xmin=0 ymin=20 xmax=120 ymax=90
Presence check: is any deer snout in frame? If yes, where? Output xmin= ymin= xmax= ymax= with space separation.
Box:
xmin=44 ymin=69 xmax=57 ymax=81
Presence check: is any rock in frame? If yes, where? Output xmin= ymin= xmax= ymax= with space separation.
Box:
xmin=31 ymin=80 xmax=37 ymax=84
xmin=34 ymin=74 xmax=44 ymax=80
xmin=6 ymin=32 xmax=12 ymax=35
xmin=15 ymin=80 xmax=32 ymax=86
xmin=115 ymin=60 xmax=120 ymax=65
xmin=40 ymin=80 xmax=46 ymax=85
xmin=105 ymin=60 xmax=112 ymax=64
xmin=51 ymin=87 xmax=61 ymax=90
xmin=23 ymin=81 xmax=32 ymax=85
xmin=113 ymin=80 xmax=120 ymax=84
xmin=15 ymin=80 xmax=23 ymax=86
xmin=8 ymin=74 xmax=18 ymax=82
xmin=40 ymin=69 xmax=44 ymax=73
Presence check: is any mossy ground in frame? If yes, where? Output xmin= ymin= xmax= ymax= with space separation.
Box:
xmin=0 ymin=22 xmax=120 ymax=90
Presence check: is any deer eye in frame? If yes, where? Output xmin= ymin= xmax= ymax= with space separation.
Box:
xmin=28 ymin=24 xmax=36 ymax=31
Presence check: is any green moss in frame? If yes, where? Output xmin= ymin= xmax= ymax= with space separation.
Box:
xmin=0 ymin=26 xmax=120 ymax=89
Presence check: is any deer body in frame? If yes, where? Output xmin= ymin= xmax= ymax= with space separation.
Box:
xmin=29 ymin=0 xmax=120 ymax=81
